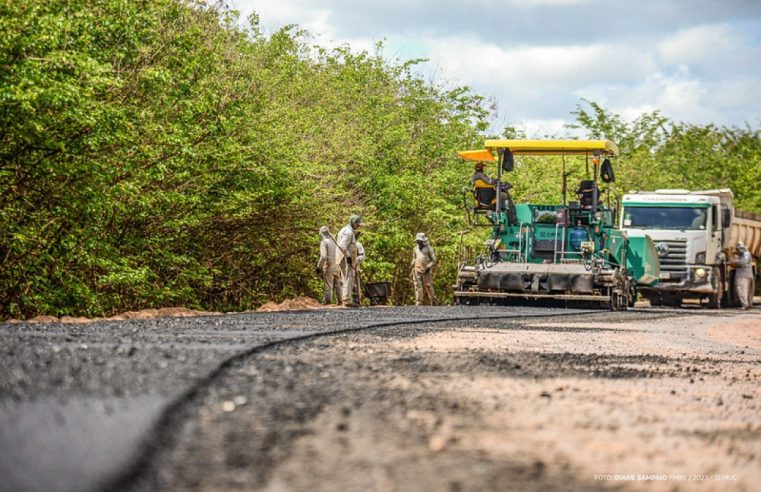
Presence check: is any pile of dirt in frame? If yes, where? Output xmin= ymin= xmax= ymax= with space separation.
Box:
xmin=4 ymin=297 xmax=342 ymax=323
xmin=256 ymin=297 xmax=338 ymax=313
xmin=109 ymin=307 xmax=222 ymax=321
xmin=6 ymin=307 xmax=222 ymax=324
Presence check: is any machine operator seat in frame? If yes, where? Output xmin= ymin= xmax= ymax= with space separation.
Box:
xmin=472 ymin=179 xmax=497 ymax=209
xmin=576 ymin=180 xmax=598 ymax=209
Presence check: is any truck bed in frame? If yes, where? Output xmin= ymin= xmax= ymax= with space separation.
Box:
xmin=730 ymin=210 xmax=761 ymax=257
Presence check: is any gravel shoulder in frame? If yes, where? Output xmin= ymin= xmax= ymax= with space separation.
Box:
xmin=130 ymin=310 xmax=760 ymax=492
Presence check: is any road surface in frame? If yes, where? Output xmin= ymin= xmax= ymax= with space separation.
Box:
xmin=1 ymin=306 xmax=759 ymax=491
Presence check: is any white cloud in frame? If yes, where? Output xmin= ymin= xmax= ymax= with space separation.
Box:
xmin=657 ymin=24 xmax=738 ymax=66
xmin=243 ymin=1 xmax=334 ymax=38
xmin=472 ymin=0 xmax=593 ymax=5
xmin=425 ymin=37 xmax=656 ymax=88
xmin=711 ymin=78 xmax=761 ymax=112
xmin=230 ymin=0 xmax=761 ymax=129
xmin=578 ymin=73 xmax=703 ymax=123
xmin=518 ymin=119 xmax=572 ymax=137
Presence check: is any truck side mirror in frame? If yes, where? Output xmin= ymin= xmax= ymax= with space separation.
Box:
xmin=500 ymin=148 xmax=514 ymax=172
xmin=722 ymin=207 xmax=731 ymax=228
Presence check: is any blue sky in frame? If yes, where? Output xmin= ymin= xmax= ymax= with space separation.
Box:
xmin=232 ymin=0 xmax=761 ymax=136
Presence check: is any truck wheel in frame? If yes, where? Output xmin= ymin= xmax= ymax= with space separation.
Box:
xmin=725 ymin=270 xmax=739 ymax=307
xmin=707 ymin=278 xmax=723 ymax=309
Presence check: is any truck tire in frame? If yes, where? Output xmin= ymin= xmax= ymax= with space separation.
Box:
xmin=707 ymin=277 xmax=723 ymax=309
xmin=725 ymin=270 xmax=739 ymax=307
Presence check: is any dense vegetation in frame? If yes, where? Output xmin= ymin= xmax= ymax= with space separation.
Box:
xmin=2 ymin=1 xmax=760 ymax=319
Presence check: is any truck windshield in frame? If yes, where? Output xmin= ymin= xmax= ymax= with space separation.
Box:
xmin=623 ymin=206 xmax=708 ymax=230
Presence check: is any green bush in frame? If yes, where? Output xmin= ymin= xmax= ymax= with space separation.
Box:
xmin=1 ymin=3 xmax=758 ymax=319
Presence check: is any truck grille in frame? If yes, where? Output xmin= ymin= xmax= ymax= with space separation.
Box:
xmin=655 ymin=239 xmax=687 ymax=280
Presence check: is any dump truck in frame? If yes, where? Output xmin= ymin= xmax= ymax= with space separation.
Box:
xmin=453 ymin=140 xmax=660 ymax=310
xmin=620 ymin=189 xmax=761 ymax=307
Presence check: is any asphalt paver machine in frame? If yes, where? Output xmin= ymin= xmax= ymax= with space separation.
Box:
xmin=454 ymin=140 xmax=659 ymax=310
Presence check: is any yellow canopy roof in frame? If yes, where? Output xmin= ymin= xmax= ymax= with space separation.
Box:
xmin=456 ymin=149 xmax=496 ymax=162
xmin=484 ymin=139 xmax=619 ymax=156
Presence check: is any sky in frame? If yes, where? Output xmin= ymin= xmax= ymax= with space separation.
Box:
xmin=231 ymin=0 xmax=761 ymax=136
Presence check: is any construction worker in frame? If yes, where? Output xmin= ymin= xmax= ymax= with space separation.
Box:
xmin=317 ymin=226 xmax=342 ymax=305
xmin=471 ymin=161 xmax=511 ymax=204
xmin=732 ymin=241 xmax=754 ymax=310
xmin=337 ymin=214 xmax=361 ymax=307
xmin=411 ymin=232 xmax=436 ymax=305
xmin=471 ymin=162 xmax=496 ymax=186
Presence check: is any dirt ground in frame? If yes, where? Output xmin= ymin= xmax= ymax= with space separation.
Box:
xmin=4 ymin=297 xmax=335 ymax=324
xmin=129 ymin=309 xmax=760 ymax=492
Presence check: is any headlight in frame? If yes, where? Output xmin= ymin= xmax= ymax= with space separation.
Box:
xmin=695 ymin=251 xmax=706 ymax=264
xmin=694 ymin=267 xmax=706 ymax=279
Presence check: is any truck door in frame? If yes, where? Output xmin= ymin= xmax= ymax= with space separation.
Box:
xmin=710 ymin=205 xmax=722 ymax=260
xmin=720 ymin=204 xmax=732 ymax=250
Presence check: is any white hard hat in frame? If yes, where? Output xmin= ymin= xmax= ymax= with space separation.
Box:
xmin=736 ymin=241 xmax=746 ymax=250
xmin=319 ymin=226 xmax=330 ymax=237
xmin=415 ymin=232 xmax=428 ymax=242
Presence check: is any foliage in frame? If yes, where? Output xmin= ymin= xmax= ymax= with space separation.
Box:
xmin=1 ymin=3 xmax=759 ymax=319
xmin=568 ymin=100 xmax=761 ymax=213
xmin=0 ymin=0 xmax=485 ymax=317
xmin=499 ymin=101 xmax=761 ymax=215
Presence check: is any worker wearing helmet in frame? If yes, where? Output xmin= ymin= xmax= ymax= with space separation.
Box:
xmin=731 ymin=241 xmax=754 ymax=310
xmin=470 ymin=162 xmax=497 ymax=186
xmin=411 ymin=232 xmax=437 ymax=305
xmin=337 ymin=214 xmax=362 ymax=307
xmin=317 ymin=226 xmax=342 ymax=305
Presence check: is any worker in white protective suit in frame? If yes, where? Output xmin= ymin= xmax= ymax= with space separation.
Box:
xmin=731 ymin=241 xmax=754 ymax=310
xmin=317 ymin=226 xmax=342 ymax=305
xmin=352 ymin=230 xmax=366 ymax=305
xmin=411 ymin=232 xmax=436 ymax=305
xmin=337 ymin=214 xmax=362 ymax=307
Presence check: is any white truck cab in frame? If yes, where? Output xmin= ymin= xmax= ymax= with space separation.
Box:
xmin=620 ymin=189 xmax=738 ymax=307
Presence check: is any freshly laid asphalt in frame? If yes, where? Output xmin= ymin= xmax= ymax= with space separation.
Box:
xmin=1 ymin=306 xmax=575 ymax=492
